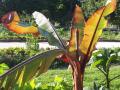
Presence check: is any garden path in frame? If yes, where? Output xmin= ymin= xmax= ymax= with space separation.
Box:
xmin=0 ymin=42 xmax=119 ymax=49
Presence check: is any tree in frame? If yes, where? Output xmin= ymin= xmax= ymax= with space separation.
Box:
xmin=110 ymin=0 xmax=120 ymax=28
xmin=0 ymin=0 xmax=106 ymax=27
xmin=80 ymin=0 xmax=106 ymax=19
xmin=0 ymin=0 xmax=116 ymax=90
xmin=0 ymin=0 xmax=73 ymax=26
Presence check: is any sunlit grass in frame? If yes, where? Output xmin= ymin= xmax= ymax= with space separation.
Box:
xmin=37 ymin=65 xmax=120 ymax=90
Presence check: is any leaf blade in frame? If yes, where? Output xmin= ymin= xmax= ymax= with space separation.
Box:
xmin=33 ymin=11 xmax=66 ymax=49
xmin=1 ymin=11 xmax=39 ymax=36
xmin=0 ymin=49 xmax=64 ymax=89
xmin=80 ymin=0 xmax=116 ymax=56
xmin=69 ymin=5 xmax=85 ymax=54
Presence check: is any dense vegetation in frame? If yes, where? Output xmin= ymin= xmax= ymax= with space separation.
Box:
xmin=0 ymin=47 xmax=119 ymax=89
xmin=0 ymin=0 xmax=119 ymax=41
xmin=0 ymin=0 xmax=119 ymax=27
xmin=110 ymin=0 xmax=120 ymax=27
xmin=35 ymin=66 xmax=120 ymax=90
xmin=0 ymin=48 xmax=119 ymax=69
xmin=1 ymin=65 xmax=120 ymax=90
xmin=0 ymin=48 xmax=68 ymax=69
xmin=0 ymin=0 xmax=119 ymax=90
xmin=0 ymin=24 xmax=120 ymax=41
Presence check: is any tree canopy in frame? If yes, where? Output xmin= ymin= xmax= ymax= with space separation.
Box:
xmin=110 ymin=0 xmax=120 ymax=27
xmin=0 ymin=0 xmax=119 ymax=27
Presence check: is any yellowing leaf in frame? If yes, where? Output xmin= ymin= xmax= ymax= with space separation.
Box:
xmin=72 ymin=5 xmax=85 ymax=30
xmin=1 ymin=11 xmax=39 ymax=36
xmin=12 ymin=11 xmax=20 ymax=22
xmin=8 ymin=23 xmax=38 ymax=34
xmin=30 ymin=79 xmax=35 ymax=89
xmin=69 ymin=5 xmax=85 ymax=53
xmin=17 ymin=67 xmax=25 ymax=87
xmin=104 ymin=0 xmax=117 ymax=16
xmin=69 ymin=28 xmax=77 ymax=52
xmin=80 ymin=0 xmax=116 ymax=55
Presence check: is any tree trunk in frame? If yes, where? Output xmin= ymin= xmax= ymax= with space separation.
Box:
xmin=71 ymin=61 xmax=86 ymax=90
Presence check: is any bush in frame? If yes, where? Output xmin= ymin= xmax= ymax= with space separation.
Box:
xmin=14 ymin=76 xmax=72 ymax=90
xmin=0 ymin=63 xmax=9 ymax=74
xmin=0 ymin=24 xmax=46 ymax=41
xmin=101 ymin=31 xmax=120 ymax=40
xmin=0 ymin=24 xmax=120 ymax=41
xmin=0 ymin=48 xmax=40 ymax=68
xmin=1 ymin=48 xmax=118 ymax=70
xmin=91 ymin=48 xmax=120 ymax=89
xmin=0 ymin=48 xmax=68 ymax=69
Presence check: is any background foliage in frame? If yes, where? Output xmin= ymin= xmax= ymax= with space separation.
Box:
xmin=0 ymin=48 xmax=68 ymax=69
xmin=1 ymin=0 xmax=119 ymax=27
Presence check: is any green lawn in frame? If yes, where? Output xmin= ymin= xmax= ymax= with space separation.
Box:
xmin=36 ymin=65 xmax=120 ymax=90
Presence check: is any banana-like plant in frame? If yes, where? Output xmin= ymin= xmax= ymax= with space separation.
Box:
xmin=0 ymin=0 xmax=116 ymax=90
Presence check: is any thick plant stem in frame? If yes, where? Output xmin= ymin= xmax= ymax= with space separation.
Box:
xmin=71 ymin=62 xmax=85 ymax=90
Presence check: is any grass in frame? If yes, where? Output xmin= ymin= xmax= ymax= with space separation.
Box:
xmin=36 ymin=65 xmax=120 ymax=90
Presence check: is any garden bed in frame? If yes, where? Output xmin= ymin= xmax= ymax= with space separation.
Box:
xmin=36 ymin=65 xmax=120 ymax=90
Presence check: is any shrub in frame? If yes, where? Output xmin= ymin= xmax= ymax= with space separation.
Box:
xmin=0 ymin=63 xmax=9 ymax=75
xmin=0 ymin=48 xmax=68 ymax=69
xmin=0 ymin=48 xmax=40 ymax=68
xmin=91 ymin=48 xmax=120 ymax=89
xmin=14 ymin=76 xmax=72 ymax=90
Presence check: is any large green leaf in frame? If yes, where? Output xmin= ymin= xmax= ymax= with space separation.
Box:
xmin=91 ymin=59 xmax=104 ymax=68
xmin=0 ymin=49 xmax=64 ymax=89
xmin=106 ymin=53 xmax=117 ymax=70
xmin=0 ymin=63 xmax=9 ymax=75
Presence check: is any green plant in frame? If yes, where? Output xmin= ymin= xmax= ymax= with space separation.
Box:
xmin=13 ymin=76 xmax=72 ymax=90
xmin=91 ymin=48 xmax=120 ymax=89
xmin=37 ymin=76 xmax=72 ymax=90
xmin=0 ymin=48 xmax=40 ymax=68
xmin=81 ymin=0 xmax=106 ymax=19
xmin=0 ymin=63 xmax=9 ymax=75
xmin=83 ymin=82 xmax=105 ymax=90
xmin=26 ymin=36 xmax=39 ymax=51
xmin=101 ymin=31 xmax=120 ymax=40
xmin=110 ymin=0 xmax=120 ymax=28
xmin=33 ymin=67 xmax=120 ymax=90
xmin=0 ymin=0 xmax=116 ymax=90
xmin=0 ymin=48 xmax=67 ymax=69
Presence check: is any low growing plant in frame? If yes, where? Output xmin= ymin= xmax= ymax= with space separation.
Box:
xmin=14 ymin=76 xmax=72 ymax=90
xmin=0 ymin=63 xmax=9 ymax=75
xmin=91 ymin=48 xmax=120 ymax=89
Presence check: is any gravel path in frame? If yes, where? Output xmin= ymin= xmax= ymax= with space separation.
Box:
xmin=0 ymin=42 xmax=119 ymax=49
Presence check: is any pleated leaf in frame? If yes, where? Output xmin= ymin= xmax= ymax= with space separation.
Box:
xmin=33 ymin=11 xmax=66 ymax=49
xmin=0 ymin=49 xmax=64 ymax=89
xmin=79 ymin=0 xmax=116 ymax=55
